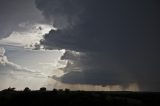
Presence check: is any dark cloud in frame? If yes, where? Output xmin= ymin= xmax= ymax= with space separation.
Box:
xmin=0 ymin=0 xmax=44 ymax=39
xmin=36 ymin=0 xmax=160 ymax=91
xmin=35 ymin=0 xmax=83 ymax=29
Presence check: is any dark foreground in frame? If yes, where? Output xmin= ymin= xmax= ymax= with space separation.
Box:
xmin=0 ymin=90 xmax=160 ymax=106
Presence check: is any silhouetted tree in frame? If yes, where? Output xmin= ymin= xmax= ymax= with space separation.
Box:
xmin=40 ymin=87 xmax=46 ymax=92
xmin=2 ymin=87 xmax=16 ymax=92
xmin=53 ymin=88 xmax=58 ymax=92
xmin=9 ymin=87 xmax=15 ymax=91
xmin=58 ymin=89 xmax=63 ymax=92
xmin=24 ymin=87 xmax=31 ymax=92
xmin=65 ymin=88 xmax=70 ymax=93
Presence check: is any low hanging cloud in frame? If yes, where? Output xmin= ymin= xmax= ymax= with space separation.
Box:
xmin=52 ymin=51 xmax=136 ymax=87
xmin=35 ymin=0 xmax=160 ymax=91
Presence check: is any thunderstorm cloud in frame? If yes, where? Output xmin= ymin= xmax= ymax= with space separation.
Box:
xmin=35 ymin=0 xmax=160 ymax=91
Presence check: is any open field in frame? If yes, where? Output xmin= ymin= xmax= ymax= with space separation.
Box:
xmin=0 ymin=90 xmax=160 ymax=106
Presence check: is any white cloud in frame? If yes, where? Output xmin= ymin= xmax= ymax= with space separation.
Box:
xmin=0 ymin=23 xmax=54 ymax=47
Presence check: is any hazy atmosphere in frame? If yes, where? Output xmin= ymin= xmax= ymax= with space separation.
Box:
xmin=0 ymin=0 xmax=160 ymax=91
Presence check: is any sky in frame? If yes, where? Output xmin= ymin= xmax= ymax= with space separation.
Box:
xmin=0 ymin=0 xmax=160 ymax=91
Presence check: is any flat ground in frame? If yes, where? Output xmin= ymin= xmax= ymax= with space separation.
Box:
xmin=0 ymin=90 xmax=160 ymax=106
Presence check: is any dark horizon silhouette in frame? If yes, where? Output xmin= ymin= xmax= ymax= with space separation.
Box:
xmin=0 ymin=87 xmax=160 ymax=105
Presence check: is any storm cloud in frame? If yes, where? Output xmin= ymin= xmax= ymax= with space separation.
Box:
xmin=0 ymin=0 xmax=44 ymax=39
xmin=35 ymin=0 xmax=160 ymax=91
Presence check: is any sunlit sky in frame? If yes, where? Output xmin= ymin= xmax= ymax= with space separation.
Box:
xmin=0 ymin=25 xmax=65 ymax=90
xmin=0 ymin=0 xmax=65 ymax=90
